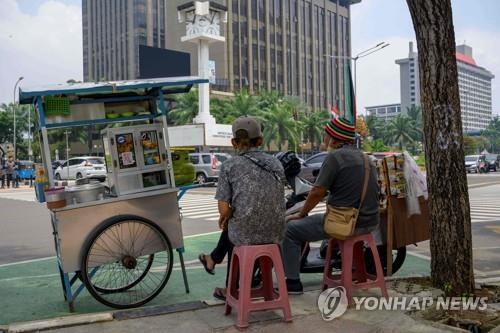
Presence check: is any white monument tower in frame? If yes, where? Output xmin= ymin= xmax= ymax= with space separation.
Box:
xmin=178 ymin=1 xmax=227 ymax=126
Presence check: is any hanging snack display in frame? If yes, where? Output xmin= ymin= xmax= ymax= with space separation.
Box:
xmin=385 ymin=154 xmax=406 ymax=198
xmin=375 ymin=158 xmax=388 ymax=211
xmin=379 ymin=153 xmax=430 ymax=276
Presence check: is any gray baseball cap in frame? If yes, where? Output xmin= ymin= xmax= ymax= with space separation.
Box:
xmin=232 ymin=116 xmax=262 ymax=139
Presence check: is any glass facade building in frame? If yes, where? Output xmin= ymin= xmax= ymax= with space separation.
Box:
xmin=82 ymin=0 xmax=167 ymax=81
xmin=228 ymin=0 xmax=357 ymax=111
xmin=83 ymin=0 xmax=359 ymax=111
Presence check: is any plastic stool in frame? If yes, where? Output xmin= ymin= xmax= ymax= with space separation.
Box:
xmin=323 ymin=233 xmax=388 ymax=302
xmin=225 ymin=244 xmax=293 ymax=329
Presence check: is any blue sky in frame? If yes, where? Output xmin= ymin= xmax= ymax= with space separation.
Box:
xmin=1 ymin=0 xmax=499 ymax=115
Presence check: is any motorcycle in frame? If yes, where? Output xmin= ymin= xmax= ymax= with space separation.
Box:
xmin=478 ymin=158 xmax=490 ymax=174
xmin=284 ymin=172 xmax=407 ymax=276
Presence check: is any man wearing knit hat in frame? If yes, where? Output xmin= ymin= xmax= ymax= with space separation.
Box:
xmin=281 ymin=117 xmax=380 ymax=294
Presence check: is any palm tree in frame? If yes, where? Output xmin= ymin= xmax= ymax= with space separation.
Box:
xmin=257 ymin=90 xmax=282 ymax=110
xmin=210 ymin=97 xmax=232 ymax=124
xmin=168 ymin=90 xmax=198 ymax=125
xmin=386 ymin=115 xmax=419 ymax=150
xmin=225 ymin=90 xmax=258 ymax=119
xmin=365 ymin=139 xmax=389 ymax=153
xmin=364 ymin=114 xmax=385 ymax=141
xmin=407 ymin=105 xmax=422 ymax=124
xmin=259 ymin=103 xmax=300 ymax=151
xmin=482 ymin=116 xmax=500 ymax=153
xmin=299 ymin=110 xmax=329 ymax=151
xmin=406 ymin=105 xmax=423 ymax=142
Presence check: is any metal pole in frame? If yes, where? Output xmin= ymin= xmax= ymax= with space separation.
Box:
xmin=353 ymin=58 xmax=357 ymax=99
xmin=13 ymin=77 xmax=24 ymax=159
xmin=28 ymin=106 xmax=32 ymax=162
xmin=28 ymin=105 xmax=32 ymax=186
xmin=65 ymin=130 xmax=70 ymax=180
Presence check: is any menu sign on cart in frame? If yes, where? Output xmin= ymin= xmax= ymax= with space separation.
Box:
xmin=116 ymin=133 xmax=137 ymax=169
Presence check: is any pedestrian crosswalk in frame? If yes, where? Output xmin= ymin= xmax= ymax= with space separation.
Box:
xmin=179 ymin=194 xmax=500 ymax=223
xmin=1 ymin=189 xmax=499 ymax=224
xmin=469 ymin=198 xmax=500 ymax=223
xmin=179 ymin=193 xmax=327 ymax=221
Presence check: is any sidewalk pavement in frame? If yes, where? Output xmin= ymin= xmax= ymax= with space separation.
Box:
xmin=5 ymin=286 xmax=468 ymax=333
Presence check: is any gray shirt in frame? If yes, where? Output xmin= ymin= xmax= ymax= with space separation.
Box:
xmin=315 ymin=146 xmax=379 ymax=228
xmin=215 ymin=149 xmax=286 ymax=246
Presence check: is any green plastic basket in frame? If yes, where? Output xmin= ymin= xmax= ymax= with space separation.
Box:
xmin=44 ymin=96 xmax=70 ymax=116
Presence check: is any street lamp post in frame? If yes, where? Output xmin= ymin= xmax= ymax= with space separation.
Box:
xmin=325 ymin=42 xmax=389 ymax=99
xmin=13 ymin=76 xmax=24 ymax=159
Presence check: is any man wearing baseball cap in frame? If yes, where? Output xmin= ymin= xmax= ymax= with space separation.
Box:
xmin=282 ymin=117 xmax=380 ymax=294
xmin=198 ymin=116 xmax=286 ymax=300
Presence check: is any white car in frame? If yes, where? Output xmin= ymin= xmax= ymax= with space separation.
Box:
xmin=55 ymin=157 xmax=106 ymax=181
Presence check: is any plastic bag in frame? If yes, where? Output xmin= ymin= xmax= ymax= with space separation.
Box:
xmin=403 ymin=152 xmax=428 ymax=217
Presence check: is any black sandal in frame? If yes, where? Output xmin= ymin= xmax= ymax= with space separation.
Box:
xmin=213 ymin=287 xmax=226 ymax=301
xmin=198 ymin=254 xmax=215 ymax=275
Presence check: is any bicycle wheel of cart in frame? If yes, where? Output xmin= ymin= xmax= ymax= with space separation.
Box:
xmin=81 ymin=215 xmax=173 ymax=309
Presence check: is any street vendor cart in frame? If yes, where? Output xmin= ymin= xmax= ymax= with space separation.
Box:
xmin=19 ymin=76 xmax=207 ymax=311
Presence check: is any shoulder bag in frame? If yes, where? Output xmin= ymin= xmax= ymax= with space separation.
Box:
xmin=240 ymin=152 xmax=283 ymax=183
xmin=323 ymin=153 xmax=370 ymax=240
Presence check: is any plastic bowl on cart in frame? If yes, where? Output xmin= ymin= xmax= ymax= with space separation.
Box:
xmin=45 ymin=187 xmax=66 ymax=209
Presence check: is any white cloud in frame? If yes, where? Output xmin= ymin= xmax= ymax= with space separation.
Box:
xmin=0 ymin=0 xmax=82 ymax=105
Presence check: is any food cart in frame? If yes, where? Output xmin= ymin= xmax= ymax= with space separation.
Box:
xmin=374 ymin=153 xmax=430 ymax=275
xmin=19 ymin=76 xmax=208 ymax=311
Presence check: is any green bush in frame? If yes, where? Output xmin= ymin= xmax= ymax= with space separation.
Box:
xmin=172 ymin=151 xmax=195 ymax=186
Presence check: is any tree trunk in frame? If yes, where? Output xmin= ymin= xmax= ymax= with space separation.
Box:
xmin=406 ymin=0 xmax=474 ymax=294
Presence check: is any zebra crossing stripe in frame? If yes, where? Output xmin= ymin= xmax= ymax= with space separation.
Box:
xmin=179 ymin=194 xmax=500 ymax=222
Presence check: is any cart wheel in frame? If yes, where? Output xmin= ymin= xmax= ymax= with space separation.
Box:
xmin=81 ymin=215 xmax=173 ymax=309
xmin=92 ymin=254 xmax=154 ymax=294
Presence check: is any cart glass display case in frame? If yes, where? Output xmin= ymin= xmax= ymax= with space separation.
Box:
xmin=101 ymin=123 xmax=171 ymax=195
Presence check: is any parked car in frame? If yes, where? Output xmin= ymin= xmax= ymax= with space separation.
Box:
xmin=299 ymin=152 xmax=328 ymax=183
xmin=188 ymin=152 xmax=231 ymax=184
xmin=485 ymin=154 xmax=499 ymax=172
xmin=54 ymin=156 xmax=106 ymax=181
xmin=52 ymin=160 xmax=65 ymax=171
xmin=465 ymin=155 xmax=486 ymax=173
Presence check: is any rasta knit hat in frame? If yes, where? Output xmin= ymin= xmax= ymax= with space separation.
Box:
xmin=324 ymin=117 xmax=356 ymax=141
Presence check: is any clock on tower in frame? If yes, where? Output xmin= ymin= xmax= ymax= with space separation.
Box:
xmin=178 ymin=1 xmax=227 ymax=42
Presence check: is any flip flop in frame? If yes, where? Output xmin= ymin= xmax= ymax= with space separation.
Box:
xmin=213 ymin=287 xmax=226 ymax=301
xmin=198 ymin=254 xmax=215 ymax=275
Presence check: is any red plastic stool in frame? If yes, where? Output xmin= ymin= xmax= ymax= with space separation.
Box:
xmin=323 ymin=233 xmax=388 ymax=303
xmin=225 ymin=244 xmax=293 ymax=329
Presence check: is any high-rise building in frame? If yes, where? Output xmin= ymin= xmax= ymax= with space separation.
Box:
xmin=82 ymin=0 xmax=169 ymax=81
xmin=226 ymin=0 xmax=359 ymax=111
xmin=82 ymin=0 xmax=360 ymax=111
xmin=395 ymin=42 xmax=420 ymax=116
xmin=396 ymin=42 xmax=495 ymax=132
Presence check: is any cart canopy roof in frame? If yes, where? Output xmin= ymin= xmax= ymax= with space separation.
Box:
xmin=19 ymin=76 xmax=208 ymax=104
